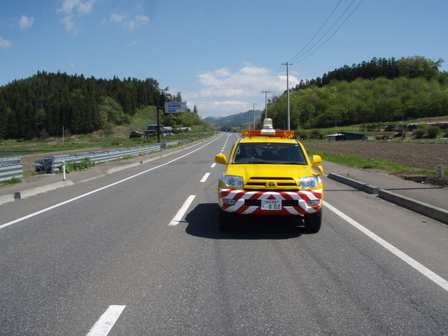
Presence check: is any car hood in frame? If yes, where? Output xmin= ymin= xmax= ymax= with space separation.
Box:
xmin=225 ymin=163 xmax=317 ymax=184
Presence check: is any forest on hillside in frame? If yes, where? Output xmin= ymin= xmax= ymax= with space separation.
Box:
xmin=267 ymin=56 xmax=448 ymax=130
xmin=0 ymin=72 xmax=174 ymax=140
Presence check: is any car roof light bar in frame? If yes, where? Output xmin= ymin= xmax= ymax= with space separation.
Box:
xmin=242 ymin=118 xmax=295 ymax=137
xmin=241 ymin=129 xmax=295 ymax=138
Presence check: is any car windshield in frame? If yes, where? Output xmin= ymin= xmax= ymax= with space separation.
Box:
xmin=232 ymin=143 xmax=307 ymax=164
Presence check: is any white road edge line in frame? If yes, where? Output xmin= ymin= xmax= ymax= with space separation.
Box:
xmin=86 ymin=305 xmax=125 ymax=336
xmin=169 ymin=195 xmax=196 ymax=226
xmin=325 ymin=201 xmax=448 ymax=293
xmin=0 ymin=137 xmax=220 ymax=231
xmin=200 ymin=173 xmax=210 ymax=182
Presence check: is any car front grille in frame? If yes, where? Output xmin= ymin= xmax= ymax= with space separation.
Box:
xmin=245 ymin=177 xmax=298 ymax=189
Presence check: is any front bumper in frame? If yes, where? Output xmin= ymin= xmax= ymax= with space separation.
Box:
xmin=219 ymin=188 xmax=323 ymax=215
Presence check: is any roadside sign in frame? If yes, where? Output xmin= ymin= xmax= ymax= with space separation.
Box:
xmin=165 ymin=102 xmax=187 ymax=113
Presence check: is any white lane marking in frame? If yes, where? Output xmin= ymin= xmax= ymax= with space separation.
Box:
xmin=0 ymin=137 xmax=221 ymax=231
xmin=200 ymin=173 xmax=210 ymax=183
xmin=220 ymin=133 xmax=232 ymax=154
xmin=169 ymin=195 xmax=196 ymax=226
xmin=86 ymin=305 xmax=125 ymax=336
xmin=211 ymin=163 xmax=216 ymax=168
xmin=325 ymin=202 xmax=448 ymax=293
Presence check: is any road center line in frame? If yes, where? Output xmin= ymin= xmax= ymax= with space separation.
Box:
xmin=86 ymin=305 xmax=125 ymax=336
xmin=200 ymin=173 xmax=210 ymax=182
xmin=325 ymin=201 xmax=448 ymax=293
xmin=169 ymin=195 xmax=196 ymax=226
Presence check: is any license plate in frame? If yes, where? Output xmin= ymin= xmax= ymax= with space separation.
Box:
xmin=261 ymin=199 xmax=281 ymax=210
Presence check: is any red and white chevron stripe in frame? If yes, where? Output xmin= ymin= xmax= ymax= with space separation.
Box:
xmin=219 ymin=188 xmax=323 ymax=215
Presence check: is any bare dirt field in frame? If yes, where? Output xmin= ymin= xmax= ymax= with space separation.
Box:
xmin=304 ymin=140 xmax=448 ymax=186
xmin=304 ymin=141 xmax=448 ymax=171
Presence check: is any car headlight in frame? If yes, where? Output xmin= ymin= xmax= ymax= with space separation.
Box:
xmin=300 ymin=176 xmax=319 ymax=189
xmin=220 ymin=174 xmax=244 ymax=188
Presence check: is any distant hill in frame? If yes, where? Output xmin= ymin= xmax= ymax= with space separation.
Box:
xmin=204 ymin=110 xmax=262 ymax=127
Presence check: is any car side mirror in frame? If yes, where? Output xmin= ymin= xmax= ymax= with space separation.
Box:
xmin=316 ymin=165 xmax=324 ymax=176
xmin=311 ymin=155 xmax=322 ymax=165
xmin=215 ymin=154 xmax=227 ymax=165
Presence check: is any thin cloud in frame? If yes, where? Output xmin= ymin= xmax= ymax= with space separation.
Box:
xmin=57 ymin=0 xmax=97 ymax=33
xmin=58 ymin=0 xmax=96 ymax=15
xmin=110 ymin=12 xmax=149 ymax=31
xmin=19 ymin=15 xmax=35 ymax=29
xmin=0 ymin=37 xmax=12 ymax=49
xmin=111 ymin=13 xmax=126 ymax=23
xmin=127 ymin=15 xmax=150 ymax=30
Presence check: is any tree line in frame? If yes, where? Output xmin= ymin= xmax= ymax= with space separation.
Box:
xmin=0 ymin=71 xmax=171 ymax=140
xmin=295 ymin=56 xmax=446 ymax=89
xmin=266 ymin=56 xmax=448 ymax=130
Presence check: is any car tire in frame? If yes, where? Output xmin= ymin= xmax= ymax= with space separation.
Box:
xmin=304 ymin=209 xmax=322 ymax=233
xmin=219 ymin=209 xmax=234 ymax=231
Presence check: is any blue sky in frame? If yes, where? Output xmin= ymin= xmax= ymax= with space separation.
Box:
xmin=1 ymin=0 xmax=448 ymax=119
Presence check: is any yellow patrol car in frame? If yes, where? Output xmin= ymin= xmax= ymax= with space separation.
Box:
xmin=215 ymin=118 xmax=324 ymax=232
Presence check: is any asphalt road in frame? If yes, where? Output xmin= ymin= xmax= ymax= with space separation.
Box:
xmin=1 ymin=133 xmax=447 ymax=335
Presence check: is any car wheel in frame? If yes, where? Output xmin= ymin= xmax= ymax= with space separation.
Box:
xmin=304 ymin=209 xmax=322 ymax=233
xmin=219 ymin=209 xmax=234 ymax=231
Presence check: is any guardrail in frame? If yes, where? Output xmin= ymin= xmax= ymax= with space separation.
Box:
xmin=0 ymin=157 xmax=23 ymax=182
xmin=35 ymin=144 xmax=162 ymax=174
xmin=0 ymin=135 xmax=211 ymax=181
xmin=34 ymin=135 xmax=211 ymax=174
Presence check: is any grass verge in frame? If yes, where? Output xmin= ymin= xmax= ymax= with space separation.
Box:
xmin=307 ymin=149 xmax=436 ymax=175
xmin=0 ymin=177 xmax=22 ymax=187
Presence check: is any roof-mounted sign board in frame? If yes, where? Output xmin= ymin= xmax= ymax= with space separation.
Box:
xmin=165 ymin=102 xmax=187 ymax=113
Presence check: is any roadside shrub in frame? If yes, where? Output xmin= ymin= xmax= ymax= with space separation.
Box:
xmin=412 ymin=128 xmax=425 ymax=139
xmin=309 ymin=129 xmax=324 ymax=140
xmin=296 ymin=129 xmax=309 ymax=140
xmin=425 ymin=125 xmax=441 ymax=139
xmin=61 ymin=158 xmax=95 ymax=173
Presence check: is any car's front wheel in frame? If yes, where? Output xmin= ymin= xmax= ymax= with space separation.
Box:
xmin=304 ymin=209 xmax=322 ymax=233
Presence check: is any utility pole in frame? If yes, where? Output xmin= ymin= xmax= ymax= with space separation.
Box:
xmin=157 ymin=89 xmax=168 ymax=144
xmin=262 ymin=90 xmax=270 ymax=119
xmin=282 ymin=62 xmax=293 ymax=130
xmin=253 ymin=103 xmax=257 ymax=130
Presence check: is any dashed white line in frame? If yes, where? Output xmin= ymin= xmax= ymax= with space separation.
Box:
xmin=0 ymin=137 xmax=220 ymax=231
xmin=86 ymin=305 xmax=125 ymax=336
xmin=200 ymin=173 xmax=210 ymax=182
xmin=325 ymin=202 xmax=448 ymax=293
xmin=169 ymin=195 xmax=196 ymax=226
xmin=211 ymin=163 xmax=216 ymax=168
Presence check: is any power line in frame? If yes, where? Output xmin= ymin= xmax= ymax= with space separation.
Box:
xmin=288 ymin=0 xmax=343 ymax=63
xmin=292 ymin=0 xmax=364 ymax=64
xmin=289 ymin=0 xmax=364 ymax=64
